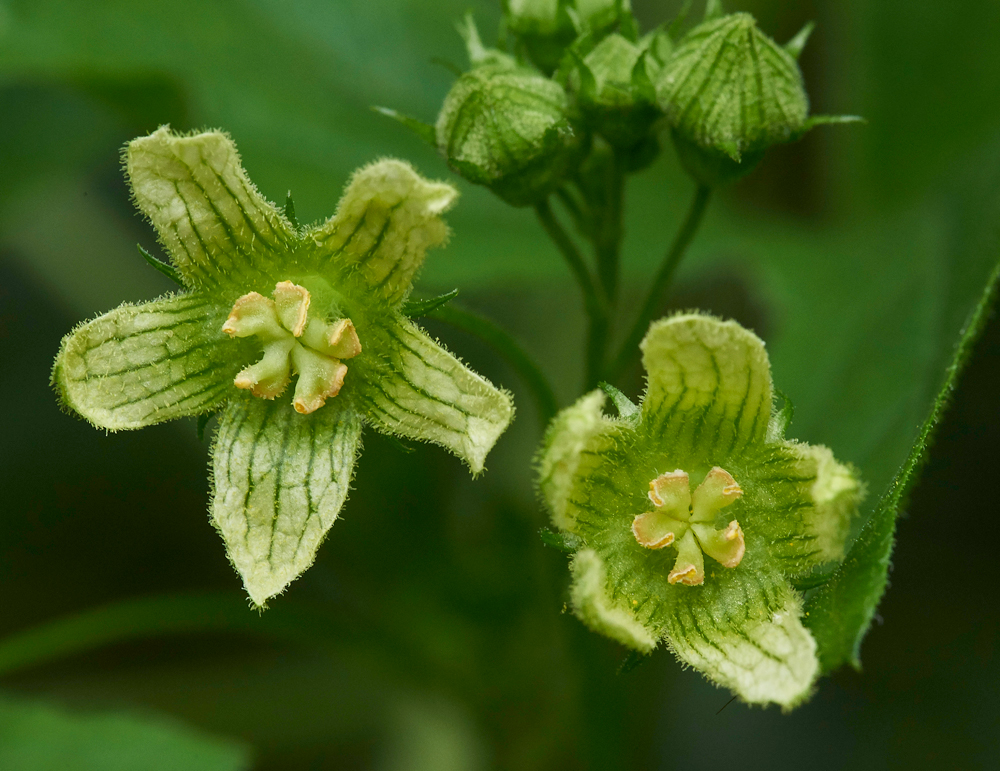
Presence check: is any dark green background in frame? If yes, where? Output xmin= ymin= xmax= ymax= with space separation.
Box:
xmin=1 ymin=0 xmax=998 ymax=768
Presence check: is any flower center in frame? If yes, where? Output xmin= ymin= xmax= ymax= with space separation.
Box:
xmin=631 ymin=467 xmax=746 ymax=586
xmin=222 ymin=281 xmax=362 ymax=414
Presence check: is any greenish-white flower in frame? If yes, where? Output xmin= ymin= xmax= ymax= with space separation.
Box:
xmin=53 ymin=127 xmax=514 ymax=607
xmin=537 ymin=313 xmax=862 ymax=708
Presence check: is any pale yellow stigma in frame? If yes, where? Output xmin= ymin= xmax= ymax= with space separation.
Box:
xmin=631 ymin=466 xmax=747 ymax=586
xmin=223 ymin=281 xmax=362 ymax=414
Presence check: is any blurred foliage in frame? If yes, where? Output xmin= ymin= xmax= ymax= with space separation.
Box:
xmin=0 ymin=693 xmax=249 ymax=770
xmin=1 ymin=0 xmax=999 ymax=768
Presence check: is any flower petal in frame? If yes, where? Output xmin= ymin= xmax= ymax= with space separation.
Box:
xmin=647 ymin=469 xmax=690 ymax=511
xmin=309 ymin=159 xmax=458 ymax=304
xmin=127 ymin=127 xmax=296 ymax=289
xmin=640 ymin=313 xmax=773 ymax=459
xmin=667 ymin=529 xmax=705 ymax=585
xmin=662 ymin=569 xmax=818 ymax=708
xmin=361 ymin=319 xmax=513 ymax=474
xmin=53 ymin=293 xmax=237 ymax=430
xmin=632 ymin=510 xmax=688 ymax=549
xmin=537 ymin=389 xmax=613 ymax=532
xmin=692 ymin=520 xmax=746 ymax=568
xmin=760 ymin=442 xmax=863 ymax=577
xmin=571 ymin=549 xmax=658 ymax=653
xmin=211 ymin=395 xmax=362 ymax=607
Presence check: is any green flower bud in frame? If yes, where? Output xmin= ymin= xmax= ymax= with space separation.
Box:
xmin=571 ymin=33 xmax=661 ymax=159
xmin=504 ymin=0 xmax=576 ymax=73
xmin=656 ymin=9 xmax=857 ymax=186
xmin=574 ymin=0 xmax=632 ymax=35
xmin=436 ymin=61 xmax=586 ymax=207
xmin=505 ymin=0 xmax=634 ymax=72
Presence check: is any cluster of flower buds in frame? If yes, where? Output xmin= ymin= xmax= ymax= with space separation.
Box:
xmin=400 ymin=0 xmax=859 ymax=204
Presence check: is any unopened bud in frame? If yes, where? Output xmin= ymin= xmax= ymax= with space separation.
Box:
xmin=436 ymin=62 xmax=586 ymax=206
xmin=657 ymin=12 xmax=810 ymax=185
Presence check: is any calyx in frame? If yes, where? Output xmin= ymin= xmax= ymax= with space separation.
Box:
xmin=631 ymin=467 xmax=746 ymax=586
xmin=223 ymin=281 xmax=362 ymax=414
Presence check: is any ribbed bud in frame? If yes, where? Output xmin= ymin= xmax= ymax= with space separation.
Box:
xmin=504 ymin=0 xmax=576 ymax=73
xmin=574 ymin=0 xmax=632 ymax=35
xmin=505 ymin=0 xmax=634 ymax=72
xmin=571 ymin=32 xmax=662 ymax=160
xmin=436 ymin=62 xmax=585 ymax=206
xmin=656 ymin=12 xmax=809 ymax=185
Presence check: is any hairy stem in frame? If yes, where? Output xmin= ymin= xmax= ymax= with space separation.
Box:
xmin=429 ymin=304 xmax=559 ymax=428
xmin=609 ymin=185 xmax=711 ymax=380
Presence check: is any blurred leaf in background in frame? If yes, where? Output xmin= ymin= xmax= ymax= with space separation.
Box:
xmin=0 ymin=693 xmax=249 ymax=770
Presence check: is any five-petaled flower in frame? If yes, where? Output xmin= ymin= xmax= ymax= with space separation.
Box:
xmin=537 ymin=313 xmax=862 ymax=708
xmin=53 ymin=127 xmax=514 ymax=607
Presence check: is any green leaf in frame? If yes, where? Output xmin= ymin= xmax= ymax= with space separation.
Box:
xmin=805 ymin=259 xmax=1000 ymax=672
xmin=127 ymin=127 xmax=298 ymax=290
xmin=211 ymin=395 xmax=362 ymax=608
xmin=640 ymin=313 xmax=772 ymax=459
xmin=0 ymin=694 xmax=249 ymax=771
xmin=53 ymin=293 xmax=238 ymax=430
xmin=310 ymin=159 xmax=458 ymax=305
xmin=401 ymin=288 xmax=459 ymax=317
xmin=360 ymin=318 xmax=514 ymax=474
